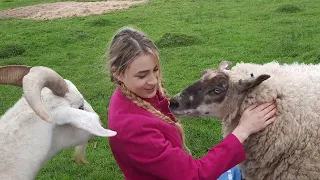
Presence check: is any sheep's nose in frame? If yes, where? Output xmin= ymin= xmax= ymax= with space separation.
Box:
xmin=169 ymin=98 xmax=180 ymax=110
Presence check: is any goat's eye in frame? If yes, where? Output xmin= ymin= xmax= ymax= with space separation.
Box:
xmin=79 ymin=105 xmax=84 ymax=110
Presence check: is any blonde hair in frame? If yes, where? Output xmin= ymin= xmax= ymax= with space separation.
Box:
xmin=107 ymin=27 xmax=191 ymax=154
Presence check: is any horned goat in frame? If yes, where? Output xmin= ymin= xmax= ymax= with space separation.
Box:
xmin=169 ymin=61 xmax=320 ymax=180
xmin=0 ymin=65 xmax=116 ymax=180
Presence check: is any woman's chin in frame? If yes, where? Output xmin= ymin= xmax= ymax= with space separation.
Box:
xmin=143 ymin=89 xmax=157 ymax=98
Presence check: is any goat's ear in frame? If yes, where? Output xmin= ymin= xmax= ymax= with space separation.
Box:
xmin=219 ymin=61 xmax=232 ymax=71
xmin=236 ymin=74 xmax=270 ymax=92
xmin=83 ymin=100 xmax=95 ymax=113
xmin=83 ymin=100 xmax=104 ymax=125
xmin=53 ymin=107 xmax=117 ymax=137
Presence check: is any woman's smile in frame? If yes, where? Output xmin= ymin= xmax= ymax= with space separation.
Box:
xmin=145 ymin=86 xmax=156 ymax=93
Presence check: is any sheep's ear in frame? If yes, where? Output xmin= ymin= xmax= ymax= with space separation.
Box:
xmin=53 ymin=107 xmax=117 ymax=137
xmin=219 ymin=61 xmax=232 ymax=71
xmin=236 ymin=74 xmax=270 ymax=92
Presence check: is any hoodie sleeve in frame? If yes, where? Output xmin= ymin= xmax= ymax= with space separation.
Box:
xmin=111 ymin=115 xmax=246 ymax=180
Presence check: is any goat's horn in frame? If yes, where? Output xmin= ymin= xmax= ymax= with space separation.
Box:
xmin=0 ymin=65 xmax=32 ymax=86
xmin=23 ymin=66 xmax=69 ymax=123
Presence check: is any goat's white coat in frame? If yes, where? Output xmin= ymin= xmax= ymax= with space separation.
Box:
xmin=0 ymin=78 xmax=116 ymax=179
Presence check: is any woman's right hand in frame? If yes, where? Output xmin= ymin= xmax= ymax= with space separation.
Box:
xmin=232 ymin=102 xmax=277 ymax=143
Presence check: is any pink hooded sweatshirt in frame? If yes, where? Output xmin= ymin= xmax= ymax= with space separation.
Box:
xmin=108 ymin=88 xmax=246 ymax=180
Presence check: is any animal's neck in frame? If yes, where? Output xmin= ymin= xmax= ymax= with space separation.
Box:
xmin=220 ymin=96 xmax=244 ymax=137
xmin=50 ymin=124 xmax=91 ymax=155
xmin=222 ymin=115 xmax=240 ymax=137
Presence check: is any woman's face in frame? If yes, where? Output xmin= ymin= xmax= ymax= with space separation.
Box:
xmin=117 ymin=53 xmax=160 ymax=99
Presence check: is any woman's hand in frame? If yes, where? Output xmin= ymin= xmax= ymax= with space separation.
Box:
xmin=232 ymin=102 xmax=277 ymax=143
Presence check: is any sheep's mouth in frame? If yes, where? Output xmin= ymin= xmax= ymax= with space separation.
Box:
xmin=171 ymin=109 xmax=200 ymax=117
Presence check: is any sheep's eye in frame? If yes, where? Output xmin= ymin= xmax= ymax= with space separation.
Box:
xmin=79 ymin=105 xmax=84 ymax=110
xmin=208 ymin=88 xmax=223 ymax=95
xmin=214 ymin=89 xmax=222 ymax=94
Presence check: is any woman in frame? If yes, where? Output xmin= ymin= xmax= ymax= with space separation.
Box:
xmin=106 ymin=27 xmax=276 ymax=180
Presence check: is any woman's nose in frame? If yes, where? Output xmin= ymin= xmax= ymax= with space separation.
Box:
xmin=147 ymin=74 xmax=158 ymax=85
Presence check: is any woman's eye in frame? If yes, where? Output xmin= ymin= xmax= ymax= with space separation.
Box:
xmin=137 ymin=75 xmax=146 ymax=79
xmin=153 ymin=68 xmax=159 ymax=72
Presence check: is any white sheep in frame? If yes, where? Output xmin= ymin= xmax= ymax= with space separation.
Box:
xmin=0 ymin=65 xmax=116 ymax=180
xmin=169 ymin=61 xmax=320 ymax=180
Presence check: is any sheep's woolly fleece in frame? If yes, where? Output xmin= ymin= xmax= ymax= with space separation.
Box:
xmin=0 ymin=1 xmax=147 ymax=20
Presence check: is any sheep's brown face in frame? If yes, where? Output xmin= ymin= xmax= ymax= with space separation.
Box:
xmin=169 ymin=69 xmax=230 ymax=119
xmin=169 ymin=61 xmax=271 ymax=120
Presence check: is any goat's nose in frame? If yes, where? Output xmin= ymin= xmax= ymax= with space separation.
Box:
xmin=169 ymin=98 xmax=180 ymax=110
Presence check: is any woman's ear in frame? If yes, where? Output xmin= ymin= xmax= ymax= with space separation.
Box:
xmin=111 ymin=66 xmax=123 ymax=83
xmin=113 ymin=72 xmax=123 ymax=83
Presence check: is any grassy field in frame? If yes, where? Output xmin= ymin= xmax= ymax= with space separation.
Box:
xmin=1 ymin=0 xmax=320 ymax=179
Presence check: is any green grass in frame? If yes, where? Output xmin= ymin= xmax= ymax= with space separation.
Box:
xmin=1 ymin=0 xmax=320 ymax=179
